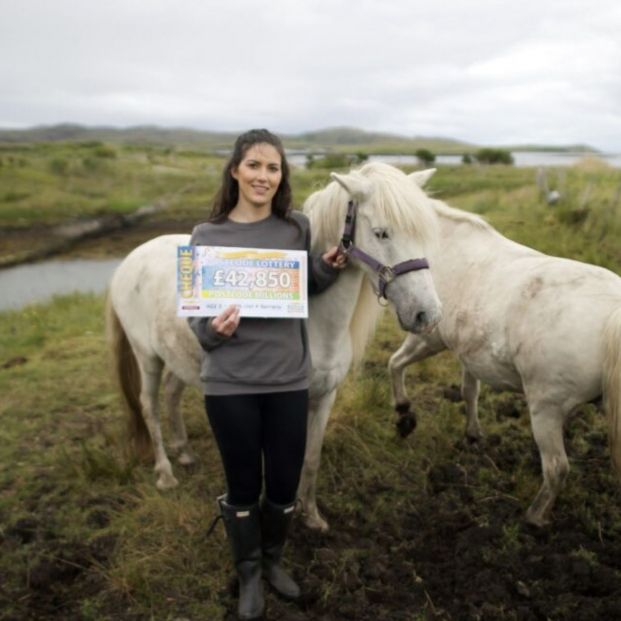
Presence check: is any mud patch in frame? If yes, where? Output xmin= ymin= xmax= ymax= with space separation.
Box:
xmin=272 ymin=416 xmax=621 ymax=620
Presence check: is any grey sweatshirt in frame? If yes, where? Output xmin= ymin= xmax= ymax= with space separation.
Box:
xmin=187 ymin=211 xmax=339 ymax=395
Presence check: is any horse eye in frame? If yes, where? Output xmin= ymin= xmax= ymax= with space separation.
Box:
xmin=373 ymin=228 xmax=390 ymax=240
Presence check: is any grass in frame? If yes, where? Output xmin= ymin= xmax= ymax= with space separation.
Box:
xmin=0 ymin=144 xmax=222 ymax=228
xmin=1 ymin=151 xmax=621 ymax=619
xmin=0 ymin=299 xmax=596 ymax=618
xmin=0 ymin=142 xmax=344 ymax=232
xmin=0 ymin=294 xmax=226 ymax=619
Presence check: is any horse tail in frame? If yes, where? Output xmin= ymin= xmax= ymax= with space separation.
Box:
xmin=105 ymin=294 xmax=153 ymax=461
xmin=603 ymin=306 xmax=621 ymax=483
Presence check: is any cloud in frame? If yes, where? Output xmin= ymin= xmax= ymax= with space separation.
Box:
xmin=0 ymin=0 xmax=620 ymax=150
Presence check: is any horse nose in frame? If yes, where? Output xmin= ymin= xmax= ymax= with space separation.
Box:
xmin=412 ymin=305 xmax=442 ymax=333
xmin=413 ymin=311 xmax=430 ymax=333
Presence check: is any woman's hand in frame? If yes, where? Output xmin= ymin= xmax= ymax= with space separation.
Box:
xmin=211 ymin=304 xmax=240 ymax=337
xmin=322 ymin=246 xmax=348 ymax=270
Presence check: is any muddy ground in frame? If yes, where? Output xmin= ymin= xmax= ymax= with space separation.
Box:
xmin=284 ymin=398 xmax=621 ymax=621
xmin=3 ymin=218 xmax=621 ymax=620
xmin=3 ymin=390 xmax=621 ymax=621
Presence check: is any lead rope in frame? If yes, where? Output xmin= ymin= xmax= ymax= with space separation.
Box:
xmin=337 ymin=199 xmax=356 ymax=258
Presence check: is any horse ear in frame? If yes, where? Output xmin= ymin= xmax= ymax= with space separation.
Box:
xmin=409 ymin=168 xmax=436 ymax=188
xmin=330 ymin=172 xmax=372 ymax=199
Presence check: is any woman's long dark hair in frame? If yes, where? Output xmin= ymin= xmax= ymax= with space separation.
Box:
xmin=209 ymin=129 xmax=292 ymax=222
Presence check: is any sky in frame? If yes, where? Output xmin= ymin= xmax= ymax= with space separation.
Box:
xmin=1 ymin=0 xmax=620 ymax=151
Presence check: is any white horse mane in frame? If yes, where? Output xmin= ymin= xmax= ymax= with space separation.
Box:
xmin=429 ymin=197 xmax=493 ymax=231
xmin=303 ymin=161 xmax=439 ymax=251
xmin=302 ymin=161 xmax=439 ymax=367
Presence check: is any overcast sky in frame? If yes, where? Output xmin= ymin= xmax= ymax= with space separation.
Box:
xmin=1 ymin=0 xmax=620 ymax=151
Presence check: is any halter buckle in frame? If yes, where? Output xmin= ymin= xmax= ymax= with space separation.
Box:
xmin=339 ymin=237 xmax=353 ymax=251
xmin=378 ymin=265 xmax=395 ymax=284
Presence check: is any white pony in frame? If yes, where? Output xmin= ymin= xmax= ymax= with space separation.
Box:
xmin=107 ymin=162 xmax=442 ymax=531
xmin=389 ymin=169 xmax=621 ymax=526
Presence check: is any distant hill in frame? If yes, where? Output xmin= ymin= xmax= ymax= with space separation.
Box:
xmin=0 ymin=124 xmax=238 ymax=149
xmin=504 ymin=143 xmax=597 ymax=153
xmin=0 ymin=123 xmax=476 ymax=154
xmin=284 ymin=126 xmax=475 ymax=154
xmin=0 ymin=123 xmax=597 ymax=155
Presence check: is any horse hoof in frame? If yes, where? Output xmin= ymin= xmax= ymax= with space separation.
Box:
xmin=395 ymin=401 xmax=411 ymax=415
xmin=465 ymin=433 xmax=483 ymax=445
xmin=178 ymin=451 xmax=196 ymax=466
xmin=396 ymin=413 xmax=417 ymax=438
xmin=302 ymin=513 xmax=329 ymax=532
xmin=156 ymin=473 xmax=179 ymax=490
xmin=525 ymin=509 xmax=551 ymax=528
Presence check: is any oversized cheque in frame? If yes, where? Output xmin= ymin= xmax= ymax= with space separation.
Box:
xmin=177 ymin=245 xmax=308 ymax=318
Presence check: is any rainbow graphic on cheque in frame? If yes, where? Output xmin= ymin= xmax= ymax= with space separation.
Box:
xmin=176 ymin=245 xmax=308 ymax=318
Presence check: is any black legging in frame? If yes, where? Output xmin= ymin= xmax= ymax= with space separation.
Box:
xmin=204 ymin=390 xmax=308 ymax=506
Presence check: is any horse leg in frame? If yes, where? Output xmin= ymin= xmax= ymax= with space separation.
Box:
xmin=388 ymin=333 xmax=443 ymax=436
xmin=462 ymin=366 xmax=483 ymax=442
xmin=162 ymin=369 xmax=196 ymax=466
xmin=297 ymin=390 xmax=337 ymax=531
xmin=137 ymin=357 xmax=179 ymax=490
xmin=525 ymin=402 xmax=569 ymax=526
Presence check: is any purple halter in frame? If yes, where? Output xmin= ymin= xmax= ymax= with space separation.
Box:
xmin=338 ymin=200 xmax=430 ymax=300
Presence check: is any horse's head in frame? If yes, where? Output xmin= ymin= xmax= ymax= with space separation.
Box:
xmin=329 ymin=162 xmax=442 ymax=334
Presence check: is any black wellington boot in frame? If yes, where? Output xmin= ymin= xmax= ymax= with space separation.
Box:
xmin=260 ymin=498 xmax=301 ymax=600
xmin=218 ymin=496 xmax=265 ymax=620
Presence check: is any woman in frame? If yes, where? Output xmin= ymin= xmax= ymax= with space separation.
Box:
xmin=188 ymin=129 xmax=345 ymax=620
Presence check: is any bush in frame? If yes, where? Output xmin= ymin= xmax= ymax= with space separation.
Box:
xmin=306 ymin=153 xmax=351 ymax=170
xmin=475 ymin=148 xmax=514 ymax=165
xmin=82 ymin=157 xmax=102 ymax=173
xmin=462 ymin=153 xmax=473 ymax=165
xmin=558 ymin=207 xmax=590 ymax=225
xmin=93 ymin=145 xmax=117 ymax=159
xmin=415 ymin=149 xmax=436 ymax=166
xmin=3 ymin=191 xmax=30 ymax=202
xmin=49 ymin=158 xmax=69 ymax=175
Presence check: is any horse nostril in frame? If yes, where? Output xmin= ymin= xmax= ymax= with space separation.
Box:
xmin=415 ymin=311 xmax=427 ymax=325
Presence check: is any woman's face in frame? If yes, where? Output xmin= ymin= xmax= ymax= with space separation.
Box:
xmin=231 ymin=143 xmax=283 ymax=210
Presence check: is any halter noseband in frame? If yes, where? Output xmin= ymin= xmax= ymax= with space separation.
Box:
xmin=338 ymin=200 xmax=430 ymax=300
